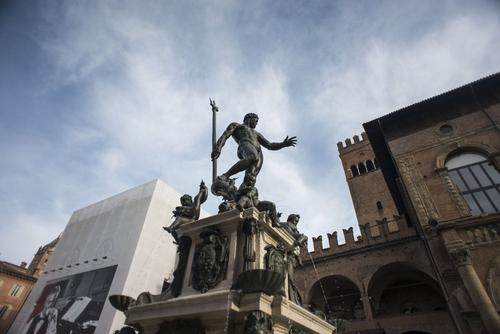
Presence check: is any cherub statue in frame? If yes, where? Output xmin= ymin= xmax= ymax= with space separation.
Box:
xmin=283 ymin=214 xmax=308 ymax=247
xmin=164 ymin=181 xmax=208 ymax=242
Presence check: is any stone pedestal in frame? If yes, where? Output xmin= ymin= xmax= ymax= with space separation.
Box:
xmin=122 ymin=208 xmax=335 ymax=334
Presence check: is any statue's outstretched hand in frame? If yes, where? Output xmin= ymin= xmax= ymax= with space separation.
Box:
xmin=211 ymin=149 xmax=220 ymax=160
xmin=283 ymin=136 xmax=297 ymax=147
xmin=200 ymin=180 xmax=206 ymax=190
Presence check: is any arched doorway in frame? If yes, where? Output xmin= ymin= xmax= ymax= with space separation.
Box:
xmin=368 ymin=263 xmax=446 ymax=317
xmin=308 ymin=275 xmax=365 ymax=321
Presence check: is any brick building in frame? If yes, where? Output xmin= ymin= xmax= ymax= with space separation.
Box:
xmin=0 ymin=237 xmax=58 ymax=334
xmin=296 ymin=73 xmax=500 ymax=334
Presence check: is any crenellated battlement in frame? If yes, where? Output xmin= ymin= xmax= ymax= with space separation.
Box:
xmin=337 ymin=132 xmax=368 ymax=152
xmin=301 ymin=215 xmax=416 ymax=261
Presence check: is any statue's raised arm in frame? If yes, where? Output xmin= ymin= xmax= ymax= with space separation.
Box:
xmin=192 ymin=181 xmax=208 ymax=216
xmin=211 ymin=123 xmax=238 ymax=161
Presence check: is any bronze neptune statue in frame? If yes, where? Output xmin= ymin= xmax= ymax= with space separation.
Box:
xmin=211 ymin=113 xmax=297 ymax=196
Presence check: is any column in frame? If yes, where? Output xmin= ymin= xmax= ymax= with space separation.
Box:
xmin=449 ymin=247 xmax=500 ymax=333
xmin=361 ymin=294 xmax=374 ymax=321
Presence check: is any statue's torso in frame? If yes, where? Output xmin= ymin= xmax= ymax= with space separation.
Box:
xmin=232 ymin=124 xmax=259 ymax=147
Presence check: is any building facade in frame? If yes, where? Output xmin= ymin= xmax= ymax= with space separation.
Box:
xmin=0 ymin=262 xmax=36 ymax=334
xmin=296 ymin=73 xmax=500 ymax=334
xmin=8 ymin=179 xmax=187 ymax=334
xmin=0 ymin=238 xmax=58 ymax=334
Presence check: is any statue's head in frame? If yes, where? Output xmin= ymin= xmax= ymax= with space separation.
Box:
xmin=243 ymin=113 xmax=259 ymax=128
xmin=287 ymin=214 xmax=300 ymax=224
xmin=180 ymin=194 xmax=193 ymax=206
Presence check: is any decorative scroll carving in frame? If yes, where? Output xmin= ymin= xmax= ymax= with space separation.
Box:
xmin=244 ymin=311 xmax=273 ymax=334
xmin=449 ymin=247 xmax=472 ymax=268
xmin=398 ymin=156 xmax=440 ymax=223
xmin=440 ymin=171 xmax=470 ymax=216
xmin=462 ymin=222 xmax=500 ymax=245
xmin=192 ymin=228 xmax=229 ymax=293
xmin=243 ymin=218 xmax=258 ymax=269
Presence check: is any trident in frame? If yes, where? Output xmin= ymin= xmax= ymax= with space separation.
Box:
xmin=209 ymin=98 xmax=219 ymax=183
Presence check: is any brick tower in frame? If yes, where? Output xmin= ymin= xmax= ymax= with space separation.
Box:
xmin=337 ymin=132 xmax=399 ymax=236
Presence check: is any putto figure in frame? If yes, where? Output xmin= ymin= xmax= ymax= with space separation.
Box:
xmin=211 ymin=113 xmax=296 ymax=192
xmin=164 ymin=181 xmax=208 ymax=242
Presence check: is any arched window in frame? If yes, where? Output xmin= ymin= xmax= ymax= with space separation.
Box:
xmin=446 ymin=152 xmax=500 ymax=216
xmin=350 ymin=165 xmax=359 ymax=177
xmin=366 ymin=160 xmax=375 ymax=172
xmin=358 ymin=162 xmax=367 ymax=174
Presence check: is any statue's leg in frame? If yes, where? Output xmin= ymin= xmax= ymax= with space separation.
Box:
xmin=223 ymin=158 xmax=256 ymax=177
xmin=223 ymin=143 xmax=258 ymax=177
xmin=252 ymin=150 xmax=264 ymax=177
xmin=165 ymin=218 xmax=181 ymax=233
xmin=257 ymin=201 xmax=279 ymax=227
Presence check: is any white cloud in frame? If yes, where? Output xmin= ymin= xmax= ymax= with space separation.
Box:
xmin=1 ymin=0 xmax=499 ymax=263
xmin=314 ymin=12 xmax=500 ymax=141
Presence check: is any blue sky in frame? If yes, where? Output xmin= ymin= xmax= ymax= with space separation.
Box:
xmin=1 ymin=0 xmax=499 ymax=265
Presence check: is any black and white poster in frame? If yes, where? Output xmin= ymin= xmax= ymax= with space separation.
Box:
xmin=23 ymin=265 xmax=117 ymax=334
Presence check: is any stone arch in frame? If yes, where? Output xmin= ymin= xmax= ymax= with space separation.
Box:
xmin=307 ymin=275 xmax=365 ymax=321
xmin=367 ymin=262 xmax=446 ymax=317
xmin=435 ymin=141 xmax=498 ymax=170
